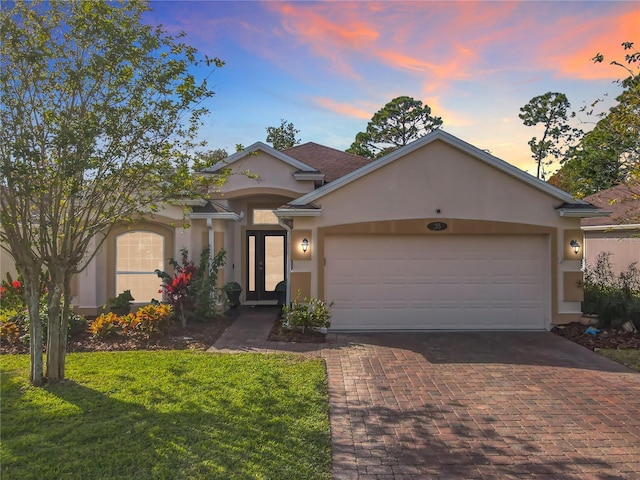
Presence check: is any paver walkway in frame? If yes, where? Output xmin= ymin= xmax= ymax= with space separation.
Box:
xmin=209 ymin=309 xmax=640 ymax=479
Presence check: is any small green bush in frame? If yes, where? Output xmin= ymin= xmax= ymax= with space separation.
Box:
xmin=283 ymin=292 xmax=333 ymax=332
xmin=582 ymin=253 xmax=640 ymax=329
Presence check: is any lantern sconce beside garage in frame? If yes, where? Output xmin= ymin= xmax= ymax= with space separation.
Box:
xmin=301 ymin=238 xmax=309 ymax=253
xmin=569 ymin=239 xmax=580 ymax=255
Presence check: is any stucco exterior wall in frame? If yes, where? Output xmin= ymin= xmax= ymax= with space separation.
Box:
xmin=0 ymin=245 xmax=19 ymax=281
xmin=214 ymin=152 xmax=315 ymax=198
xmin=290 ymin=140 xmax=584 ymax=326
xmin=313 ymin=141 xmax=566 ymax=228
xmin=584 ymin=230 xmax=640 ymax=276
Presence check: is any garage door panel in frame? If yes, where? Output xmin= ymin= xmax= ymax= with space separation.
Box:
xmin=325 ymin=235 xmax=548 ymax=330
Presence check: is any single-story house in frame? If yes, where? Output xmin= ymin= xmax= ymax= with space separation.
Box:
xmin=582 ymin=183 xmax=640 ymax=275
xmin=13 ymin=130 xmax=608 ymax=331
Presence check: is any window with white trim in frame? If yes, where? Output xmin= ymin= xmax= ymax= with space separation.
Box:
xmin=115 ymin=231 xmax=164 ymax=303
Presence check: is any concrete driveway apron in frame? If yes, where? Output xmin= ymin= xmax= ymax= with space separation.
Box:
xmin=323 ymin=332 xmax=640 ymax=479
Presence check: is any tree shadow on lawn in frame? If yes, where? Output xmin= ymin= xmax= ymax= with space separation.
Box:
xmin=2 ymin=370 xmax=330 ymax=479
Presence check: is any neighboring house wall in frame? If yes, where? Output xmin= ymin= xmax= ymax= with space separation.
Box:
xmin=583 ymin=229 xmax=640 ymax=275
xmin=582 ymin=184 xmax=640 ymax=278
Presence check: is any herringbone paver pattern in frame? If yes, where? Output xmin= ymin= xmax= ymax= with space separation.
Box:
xmin=209 ymin=310 xmax=640 ymax=479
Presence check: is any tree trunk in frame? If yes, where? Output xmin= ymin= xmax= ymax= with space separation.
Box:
xmin=58 ymin=272 xmax=72 ymax=380
xmin=46 ymin=270 xmax=63 ymax=383
xmin=180 ymin=304 xmax=187 ymax=328
xmin=24 ymin=268 xmax=44 ymax=386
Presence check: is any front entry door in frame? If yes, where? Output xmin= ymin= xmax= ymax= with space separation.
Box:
xmin=246 ymin=230 xmax=286 ymax=301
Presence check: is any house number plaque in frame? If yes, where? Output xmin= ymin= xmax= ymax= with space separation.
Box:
xmin=427 ymin=222 xmax=448 ymax=231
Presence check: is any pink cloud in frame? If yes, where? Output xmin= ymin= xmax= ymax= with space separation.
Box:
xmin=263 ymin=1 xmax=638 ymax=86
xmin=262 ymin=1 xmax=527 ymax=86
xmin=310 ymin=97 xmax=374 ymax=120
xmin=421 ymin=96 xmax=473 ymax=128
xmin=542 ymin=10 xmax=640 ymax=80
xmin=267 ymin=2 xmax=381 ymax=80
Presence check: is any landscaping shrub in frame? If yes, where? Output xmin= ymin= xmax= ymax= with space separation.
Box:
xmin=0 ymin=315 xmax=20 ymax=343
xmin=88 ymin=312 xmax=122 ymax=337
xmin=582 ymin=253 xmax=640 ymax=329
xmin=156 ymin=247 xmax=226 ymax=326
xmin=0 ymin=272 xmax=85 ymax=346
xmin=88 ymin=304 xmax=174 ymax=338
xmin=283 ymin=292 xmax=333 ymax=332
xmin=131 ymin=303 xmax=173 ymax=334
xmin=0 ymin=273 xmax=24 ymax=311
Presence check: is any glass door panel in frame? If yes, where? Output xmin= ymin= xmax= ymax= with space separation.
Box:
xmin=264 ymin=236 xmax=284 ymax=291
xmin=246 ymin=231 xmax=285 ymax=301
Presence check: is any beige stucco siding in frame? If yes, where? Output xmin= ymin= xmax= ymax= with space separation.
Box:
xmin=313 ymin=140 xmax=566 ymax=228
xmin=0 ymin=244 xmax=19 ymax=280
xmin=291 ymin=140 xmax=584 ymax=326
xmin=215 ymin=151 xmax=315 ymax=198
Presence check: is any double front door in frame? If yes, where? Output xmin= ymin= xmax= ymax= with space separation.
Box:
xmin=246 ymin=230 xmax=286 ymax=301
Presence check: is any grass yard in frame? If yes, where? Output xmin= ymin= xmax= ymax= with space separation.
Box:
xmin=1 ymin=351 xmax=331 ymax=480
xmin=598 ymin=348 xmax=640 ymax=372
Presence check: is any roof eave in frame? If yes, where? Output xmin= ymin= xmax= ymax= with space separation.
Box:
xmin=202 ymin=142 xmax=318 ymax=174
xmin=189 ymin=212 xmax=243 ymax=221
xmin=293 ymin=172 xmax=325 ymax=181
xmin=274 ymin=208 xmax=323 ymax=218
xmin=556 ymin=209 xmax=612 ymax=218
xmin=582 ymin=223 xmax=640 ymax=231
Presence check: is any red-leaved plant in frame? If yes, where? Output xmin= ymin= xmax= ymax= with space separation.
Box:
xmin=156 ymin=247 xmax=226 ymax=327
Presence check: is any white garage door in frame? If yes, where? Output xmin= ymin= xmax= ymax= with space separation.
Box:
xmin=325 ymin=235 xmax=549 ymax=331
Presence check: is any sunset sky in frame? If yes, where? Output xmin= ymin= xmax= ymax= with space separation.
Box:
xmin=145 ymin=1 xmax=639 ymax=175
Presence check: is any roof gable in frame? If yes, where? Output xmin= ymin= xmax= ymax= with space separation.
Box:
xmin=202 ymin=141 xmax=319 ymax=174
xmin=582 ymin=183 xmax=640 ymax=226
xmin=289 ymin=130 xmax=588 ymax=207
xmin=283 ymin=142 xmax=372 ymax=183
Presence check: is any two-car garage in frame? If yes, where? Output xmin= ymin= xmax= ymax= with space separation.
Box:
xmin=324 ymin=234 xmax=550 ymax=331
xmin=282 ymin=131 xmax=595 ymax=331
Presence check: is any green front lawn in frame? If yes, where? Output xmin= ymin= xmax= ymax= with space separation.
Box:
xmin=598 ymin=348 xmax=640 ymax=372
xmin=1 ymin=351 xmax=331 ymax=479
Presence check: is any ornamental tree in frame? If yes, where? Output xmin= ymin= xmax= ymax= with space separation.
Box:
xmin=0 ymin=0 xmax=227 ymax=385
xmin=347 ymin=96 xmax=443 ymax=159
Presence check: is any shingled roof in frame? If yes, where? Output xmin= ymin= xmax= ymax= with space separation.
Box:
xmin=582 ymin=183 xmax=640 ymax=226
xmin=283 ymin=142 xmax=372 ymax=183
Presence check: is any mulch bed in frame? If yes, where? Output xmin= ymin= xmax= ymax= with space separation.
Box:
xmin=0 ymin=317 xmax=234 ymax=355
xmin=5 ymin=316 xmax=636 ymax=355
xmin=552 ymin=321 xmax=640 ymax=350
xmin=267 ymin=318 xmax=327 ymax=343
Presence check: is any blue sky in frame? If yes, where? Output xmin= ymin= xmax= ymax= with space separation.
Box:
xmin=144 ymin=1 xmax=639 ymax=175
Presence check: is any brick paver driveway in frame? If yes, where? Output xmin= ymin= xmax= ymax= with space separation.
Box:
xmin=323 ymin=332 xmax=640 ymax=479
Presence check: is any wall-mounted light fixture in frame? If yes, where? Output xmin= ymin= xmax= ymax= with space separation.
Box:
xmin=569 ymin=239 xmax=580 ymax=255
xmin=301 ymin=238 xmax=309 ymax=253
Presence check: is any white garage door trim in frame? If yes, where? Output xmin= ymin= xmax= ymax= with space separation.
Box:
xmin=325 ymin=234 xmax=550 ymax=331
